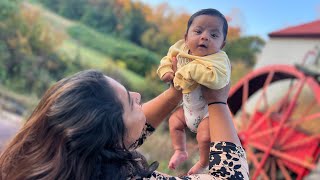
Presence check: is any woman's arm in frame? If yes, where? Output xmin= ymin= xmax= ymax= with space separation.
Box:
xmin=201 ymin=83 xmax=241 ymax=145
xmin=142 ymin=84 xmax=182 ymax=128
xmin=202 ymin=84 xmax=249 ymax=179
xmin=142 ymin=57 xmax=182 ymax=128
xmin=129 ymin=93 xmax=181 ymax=150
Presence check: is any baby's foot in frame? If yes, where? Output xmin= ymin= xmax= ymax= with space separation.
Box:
xmin=187 ymin=161 xmax=208 ymax=175
xmin=168 ymin=150 xmax=188 ymax=170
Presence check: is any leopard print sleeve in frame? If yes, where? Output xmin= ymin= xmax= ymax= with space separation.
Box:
xmin=209 ymin=141 xmax=249 ymax=179
xmin=146 ymin=141 xmax=249 ymax=180
xmin=128 ymin=123 xmax=155 ymax=150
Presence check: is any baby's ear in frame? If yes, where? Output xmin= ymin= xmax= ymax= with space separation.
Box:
xmin=221 ymin=41 xmax=226 ymax=49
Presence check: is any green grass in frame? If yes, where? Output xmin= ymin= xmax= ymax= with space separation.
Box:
xmin=60 ymin=39 xmax=145 ymax=90
xmin=61 ymin=39 xmax=113 ymax=68
xmin=67 ymin=25 xmax=160 ymax=76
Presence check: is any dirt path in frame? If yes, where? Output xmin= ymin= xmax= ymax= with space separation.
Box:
xmin=0 ymin=110 xmax=23 ymax=150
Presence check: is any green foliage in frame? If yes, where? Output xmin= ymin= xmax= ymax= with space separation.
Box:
xmin=81 ymin=3 xmax=117 ymax=34
xmin=38 ymin=0 xmax=61 ymax=12
xmin=0 ymin=0 xmax=20 ymax=21
xmin=67 ymin=25 xmax=160 ymax=76
xmin=59 ymin=0 xmax=88 ymax=20
xmin=0 ymin=2 xmax=83 ymax=97
xmin=116 ymin=4 xmax=150 ymax=45
xmin=36 ymin=0 xmax=162 ymax=51
xmin=141 ymin=27 xmax=171 ymax=56
xmin=224 ymin=36 xmax=265 ymax=66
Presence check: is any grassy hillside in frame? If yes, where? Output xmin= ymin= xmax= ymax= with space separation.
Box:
xmin=25 ymin=2 xmax=149 ymax=91
xmin=61 ymin=39 xmax=145 ymax=90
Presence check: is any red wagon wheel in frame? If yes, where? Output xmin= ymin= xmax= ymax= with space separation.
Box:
xmin=228 ymin=65 xmax=320 ymax=180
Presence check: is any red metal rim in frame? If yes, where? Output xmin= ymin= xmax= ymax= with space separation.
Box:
xmin=228 ymin=65 xmax=320 ymax=114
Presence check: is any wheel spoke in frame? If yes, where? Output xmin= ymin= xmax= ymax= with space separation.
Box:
xmin=270 ymin=158 xmax=277 ymax=180
xmin=255 ymin=72 xmax=275 ymax=139
xmin=241 ymin=80 xmax=250 ymax=129
xmin=278 ymin=112 xmax=320 ymax=146
xmin=250 ymin=71 xmax=275 ymax=121
xmin=281 ymin=134 xmax=320 ymax=150
xmin=249 ymin=126 xmax=280 ymax=140
xmin=276 ymin=159 xmax=292 ymax=180
xmin=297 ymin=99 xmax=317 ymax=119
xmin=247 ymin=148 xmax=269 ymax=180
xmin=289 ymin=112 xmax=320 ymax=129
xmin=250 ymin=141 xmax=316 ymax=170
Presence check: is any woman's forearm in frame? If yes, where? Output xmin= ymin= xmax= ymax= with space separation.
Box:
xmin=208 ymin=104 xmax=241 ymax=145
xmin=142 ymin=86 xmax=182 ymax=128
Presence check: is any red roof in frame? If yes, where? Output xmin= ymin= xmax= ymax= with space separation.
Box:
xmin=269 ymin=19 xmax=320 ymax=38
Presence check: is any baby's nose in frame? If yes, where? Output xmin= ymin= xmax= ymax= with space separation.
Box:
xmin=201 ymin=33 xmax=209 ymax=40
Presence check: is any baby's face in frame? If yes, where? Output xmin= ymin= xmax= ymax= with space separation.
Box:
xmin=185 ymin=15 xmax=225 ymax=57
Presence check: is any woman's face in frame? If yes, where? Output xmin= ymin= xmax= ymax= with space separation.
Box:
xmin=106 ymin=77 xmax=146 ymax=148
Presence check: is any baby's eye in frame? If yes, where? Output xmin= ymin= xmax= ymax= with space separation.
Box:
xmin=194 ymin=30 xmax=201 ymax=34
xmin=211 ymin=33 xmax=218 ymax=38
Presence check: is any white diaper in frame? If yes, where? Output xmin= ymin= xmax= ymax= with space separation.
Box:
xmin=183 ymin=86 xmax=208 ymax=133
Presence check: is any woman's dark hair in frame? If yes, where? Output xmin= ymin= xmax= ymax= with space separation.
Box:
xmin=0 ymin=70 xmax=154 ymax=179
xmin=186 ymin=8 xmax=228 ymax=41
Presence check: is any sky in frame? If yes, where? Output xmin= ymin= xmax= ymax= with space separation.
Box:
xmin=138 ymin=0 xmax=320 ymax=40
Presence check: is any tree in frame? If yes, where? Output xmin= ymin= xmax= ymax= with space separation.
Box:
xmin=59 ymin=0 xmax=88 ymax=20
xmin=38 ymin=0 xmax=62 ymax=12
xmin=224 ymin=36 xmax=265 ymax=66
xmin=117 ymin=2 xmax=150 ymax=45
xmin=81 ymin=5 xmax=118 ymax=34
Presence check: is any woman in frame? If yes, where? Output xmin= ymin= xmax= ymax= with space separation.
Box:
xmin=0 ymin=68 xmax=248 ymax=179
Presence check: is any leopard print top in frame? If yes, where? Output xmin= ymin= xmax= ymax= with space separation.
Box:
xmin=132 ymin=123 xmax=249 ymax=180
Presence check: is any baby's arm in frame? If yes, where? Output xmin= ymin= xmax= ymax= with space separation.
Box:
xmin=159 ymin=57 xmax=177 ymax=82
xmin=157 ymin=40 xmax=184 ymax=83
xmin=175 ymin=56 xmax=230 ymax=91
xmin=157 ymin=55 xmax=174 ymax=82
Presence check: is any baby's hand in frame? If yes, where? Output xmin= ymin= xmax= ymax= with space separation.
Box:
xmin=161 ymin=72 xmax=174 ymax=82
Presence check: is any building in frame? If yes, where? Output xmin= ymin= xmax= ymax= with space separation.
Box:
xmin=254 ymin=19 xmax=320 ymax=69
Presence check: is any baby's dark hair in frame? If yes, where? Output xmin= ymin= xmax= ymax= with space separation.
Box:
xmin=186 ymin=8 xmax=228 ymax=41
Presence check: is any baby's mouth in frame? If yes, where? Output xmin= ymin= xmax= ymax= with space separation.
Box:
xmin=198 ymin=44 xmax=207 ymax=48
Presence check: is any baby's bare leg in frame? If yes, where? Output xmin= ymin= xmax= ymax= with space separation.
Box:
xmin=168 ymin=107 xmax=188 ymax=170
xmin=188 ymin=117 xmax=210 ymax=175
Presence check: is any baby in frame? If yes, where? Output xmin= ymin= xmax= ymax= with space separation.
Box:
xmin=157 ymin=8 xmax=231 ymax=174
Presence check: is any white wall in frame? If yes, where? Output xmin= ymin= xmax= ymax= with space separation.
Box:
xmin=254 ymin=38 xmax=320 ymax=69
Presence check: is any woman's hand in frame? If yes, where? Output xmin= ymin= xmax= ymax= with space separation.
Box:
xmin=161 ymin=72 xmax=174 ymax=82
xmin=201 ymin=83 xmax=230 ymax=104
xmin=143 ymin=57 xmax=182 ymax=128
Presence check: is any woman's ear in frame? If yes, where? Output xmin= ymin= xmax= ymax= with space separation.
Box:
xmin=184 ymin=33 xmax=188 ymax=42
